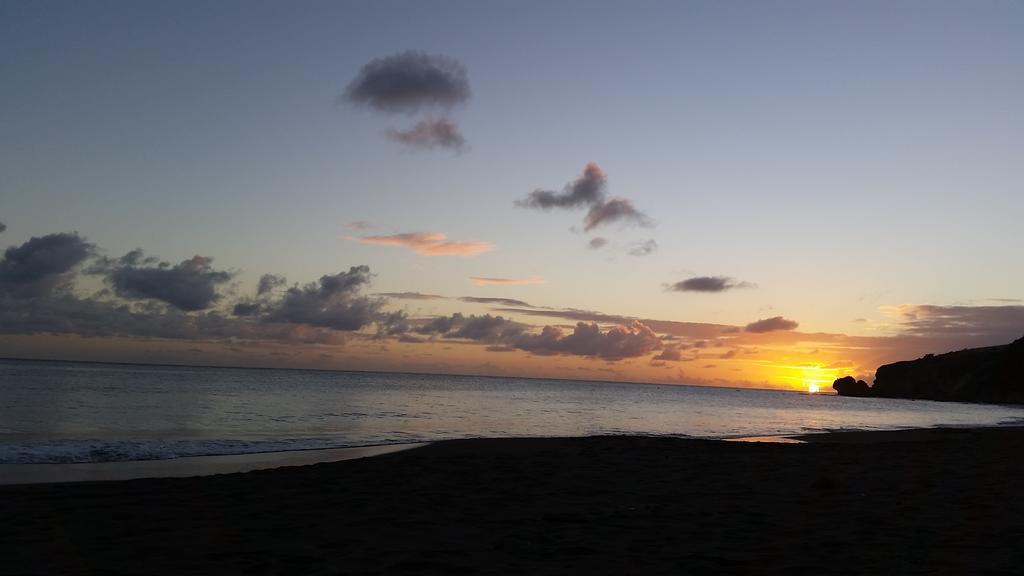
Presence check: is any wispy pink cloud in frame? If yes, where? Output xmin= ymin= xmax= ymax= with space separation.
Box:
xmin=470 ymin=276 xmax=545 ymax=286
xmin=388 ymin=118 xmax=467 ymax=152
xmin=350 ymin=232 xmax=494 ymax=257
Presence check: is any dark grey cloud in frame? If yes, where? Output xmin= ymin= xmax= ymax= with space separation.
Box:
xmin=262 ymin=266 xmax=382 ymax=331
xmin=459 ymin=296 xmax=533 ymax=307
xmin=344 ymin=51 xmax=470 ymax=114
xmin=92 ymin=250 xmax=235 ymax=311
xmin=257 ymin=274 xmax=287 ymax=296
xmin=230 ymin=274 xmax=288 ymax=318
xmin=494 ymin=306 xmax=734 ymax=340
xmin=378 ymin=291 xmax=447 ymax=300
xmin=628 ymin=239 xmax=657 ymax=256
xmin=517 ymin=162 xmax=607 ymax=210
xmin=454 ymin=314 xmax=524 ymax=342
xmin=388 ymin=118 xmax=467 ymax=151
xmin=517 ymin=162 xmax=653 ymax=233
xmin=891 ymin=304 xmax=1024 ymax=345
xmin=232 ymin=302 xmax=262 ymax=316
xmin=514 ymin=321 xmax=662 ymax=361
xmin=415 ymin=312 xmax=524 ymax=343
xmin=669 ymin=276 xmax=755 ymax=293
xmin=588 ymin=237 xmax=608 ymax=250
xmin=417 ymin=312 xmax=464 ymax=335
xmin=0 ymin=232 xmax=95 ymax=298
xmin=0 ymin=231 xmax=397 ymax=345
xmin=0 ymin=291 xmax=347 ymax=345
xmin=376 ymin=310 xmax=411 ymax=337
xmin=745 ymin=316 xmax=799 ymax=333
xmin=0 ymin=222 xmax=6 ymax=233
xmin=584 ymin=198 xmax=652 ymax=231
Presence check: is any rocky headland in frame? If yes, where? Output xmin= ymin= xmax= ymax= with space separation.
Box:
xmin=834 ymin=336 xmax=1024 ymax=404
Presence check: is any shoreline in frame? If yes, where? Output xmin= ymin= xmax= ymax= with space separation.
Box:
xmin=3 ymin=424 xmax=1023 ymax=486
xmin=3 ymin=426 xmax=1023 ymax=574
xmin=0 ymin=443 xmax=428 ymax=486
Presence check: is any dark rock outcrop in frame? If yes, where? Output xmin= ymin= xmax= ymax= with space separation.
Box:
xmin=832 ymin=376 xmax=872 ymax=397
xmin=834 ymin=336 xmax=1024 ymax=404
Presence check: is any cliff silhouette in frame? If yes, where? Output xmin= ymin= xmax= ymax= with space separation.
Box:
xmin=834 ymin=336 xmax=1024 ymax=404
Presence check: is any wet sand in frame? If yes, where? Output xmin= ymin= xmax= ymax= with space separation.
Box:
xmin=2 ymin=427 xmax=1023 ymax=575
xmin=0 ymin=443 xmax=427 ymax=485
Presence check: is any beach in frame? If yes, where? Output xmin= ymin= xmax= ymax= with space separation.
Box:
xmin=3 ymin=427 xmax=1023 ymax=575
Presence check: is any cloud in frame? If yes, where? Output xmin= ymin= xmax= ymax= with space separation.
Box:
xmin=516 ymin=162 xmax=652 ymax=233
xmin=417 ymin=313 xmax=463 ymax=335
xmin=378 ymin=291 xmax=447 ymax=300
xmin=0 ymin=222 xmax=6 ymax=233
xmin=628 ymin=239 xmax=657 ymax=257
xmin=515 ymin=321 xmax=662 ymax=360
xmin=345 ymin=221 xmax=373 ymax=231
xmin=230 ymin=273 xmax=288 ymax=317
xmin=470 ymin=276 xmax=545 ymax=286
xmin=415 ymin=312 xmax=524 ymax=343
xmin=0 ymin=232 xmax=95 ymax=298
xmin=454 ymin=314 xmax=524 ymax=342
xmin=90 ymin=250 xmax=235 ymax=311
xmin=375 ymin=310 xmax=410 ymax=337
xmin=669 ymin=276 xmax=756 ymax=293
xmin=886 ymin=304 xmax=1024 ymax=344
xmin=652 ymin=344 xmax=687 ymax=362
xmin=396 ymin=311 xmax=574 ymax=349
xmin=232 ymin=301 xmax=262 ymax=316
xmin=745 ymin=316 xmax=799 ymax=333
xmin=261 ymin=266 xmax=383 ymax=331
xmin=257 ymin=274 xmax=287 ymax=296
xmin=352 ymin=232 xmax=494 ymax=257
xmin=584 ymin=198 xmax=652 ymax=231
xmin=588 ymin=237 xmax=608 ymax=250
xmin=0 ymin=231 xmax=401 ymax=345
xmin=494 ymin=306 xmax=734 ymax=340
xmin=517 ymin=163 xmax=607 ymax=210
xmin=459 ymin=296 xmax=533 ymax=307
xmin=388 ymin=118 xmax=467 ymax=151
xmin=344 ymin=50 xmax=470 ymax=114
xmin=0 ymin=289 xmax=352 ymax=345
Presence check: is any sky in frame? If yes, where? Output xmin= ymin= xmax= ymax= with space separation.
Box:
xmin=2 ymin=0 xmax=1023 ymax=390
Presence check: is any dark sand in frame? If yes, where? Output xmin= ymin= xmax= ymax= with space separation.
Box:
xmin=0 ymin=443 xmax=427 ymax=485
xmin=3 ymin=427 xmax=1024 ymax=575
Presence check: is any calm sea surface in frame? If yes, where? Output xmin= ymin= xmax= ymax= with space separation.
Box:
xmin=2 ymin=359 xmax=1024 ymax=464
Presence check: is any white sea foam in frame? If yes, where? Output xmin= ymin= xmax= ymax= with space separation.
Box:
xmin=0 ymin=438 xmax=372 ymax=464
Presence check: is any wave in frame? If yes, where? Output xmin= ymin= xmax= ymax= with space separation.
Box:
xmin=0 ymin=437 xmax=383 ymax=465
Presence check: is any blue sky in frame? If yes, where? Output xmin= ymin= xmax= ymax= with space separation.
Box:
xmin=2 ymin=1 xmax=1023 ymax=386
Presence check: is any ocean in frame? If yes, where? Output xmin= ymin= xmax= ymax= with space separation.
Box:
xmin=2 ymin=358 xmax=1023 ymax=464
